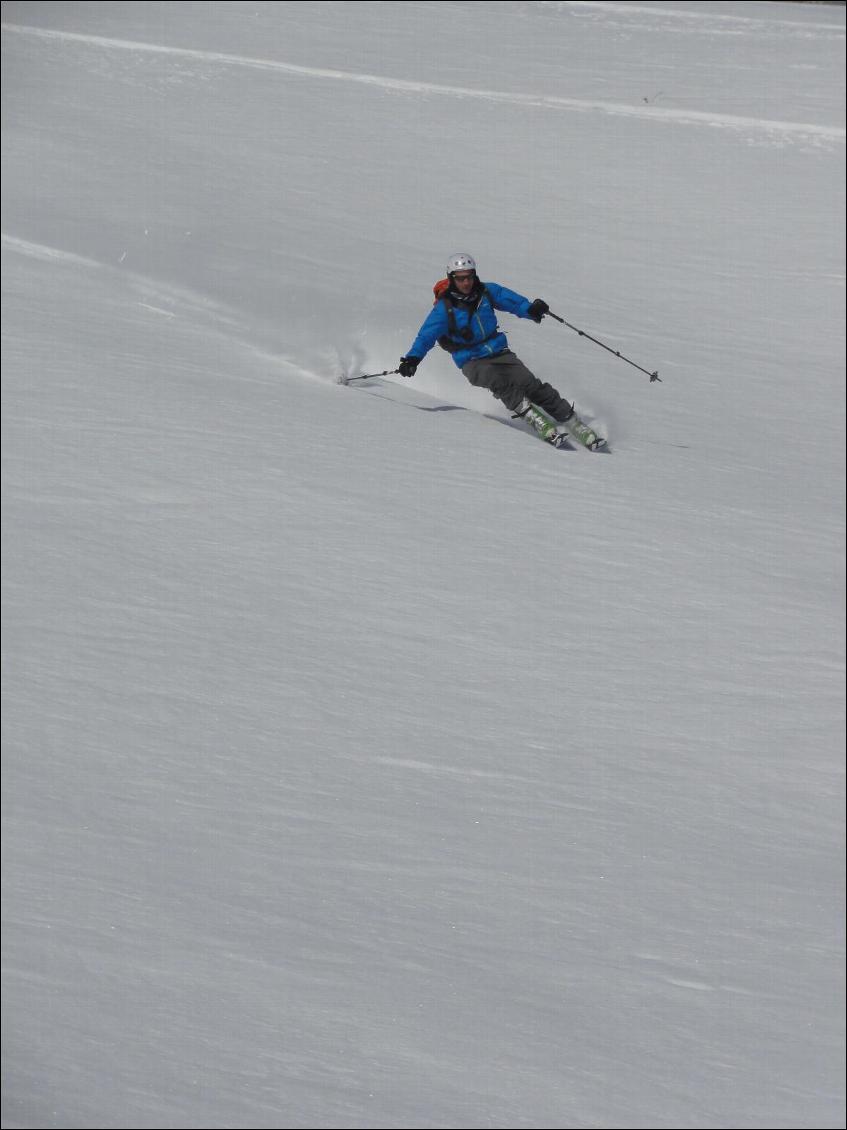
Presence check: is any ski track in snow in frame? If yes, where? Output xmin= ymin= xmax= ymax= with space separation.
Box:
xmin=1 ymin=233 xmax=363 ymax=392
xmin=2 ymin=22 xmax=844 ymax=148
xmin=0 ymin=234 xmax=102 ymax=271
xmin=2 ymin=232 xmax=260 ymax=343
xmin=562 ymin=1 xmax=847 ymax=33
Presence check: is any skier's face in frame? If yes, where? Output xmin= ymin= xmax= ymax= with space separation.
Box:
xmin=452 ymin=271 xmax=475 ymax=293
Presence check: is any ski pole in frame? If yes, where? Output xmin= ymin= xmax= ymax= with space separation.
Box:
xmin=547 ymin=312 xmax=661 ymax=382
xmin=345 ymin=368 xmax=400 ymax=383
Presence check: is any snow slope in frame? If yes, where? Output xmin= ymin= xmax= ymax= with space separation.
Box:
xmin=2 ymin=3 xmax=844 ymax=1128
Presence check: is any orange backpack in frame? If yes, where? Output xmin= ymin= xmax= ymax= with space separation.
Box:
xmin=432 ymin=278 xmax=450 ymax=303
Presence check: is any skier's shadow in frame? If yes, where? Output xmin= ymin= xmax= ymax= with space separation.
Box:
xmin=359 ymin=387 xmax=466 ymax=413
xmin=409 ymin=403 xmax=465 ymax=413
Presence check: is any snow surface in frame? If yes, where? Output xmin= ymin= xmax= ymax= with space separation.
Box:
xmin=1 ymin=2 xmax=844 ymax=1128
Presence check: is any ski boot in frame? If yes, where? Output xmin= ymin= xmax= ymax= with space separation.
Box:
xmin=561 ymin=406 xmax=606 ymax=451
xmin=513 ymin=399 xmax=567 ymax=446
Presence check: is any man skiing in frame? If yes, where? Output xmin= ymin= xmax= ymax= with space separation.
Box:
xmin=399 ymin=253 xmax=603 ymax=449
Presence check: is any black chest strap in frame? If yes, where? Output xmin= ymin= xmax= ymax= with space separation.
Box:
xmin=439 ymin=286 xmax=494 ymax=351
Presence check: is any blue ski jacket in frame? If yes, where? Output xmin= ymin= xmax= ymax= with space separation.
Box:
xmin=406 ymin=282 xmax=534 ymax=369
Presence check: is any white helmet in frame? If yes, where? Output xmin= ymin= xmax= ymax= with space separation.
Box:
xmin=446 ymin=252 xmax=476 ymax=275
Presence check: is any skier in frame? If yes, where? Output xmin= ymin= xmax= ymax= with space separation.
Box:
xmin=398 ymin=253 xmax=603 ymax=449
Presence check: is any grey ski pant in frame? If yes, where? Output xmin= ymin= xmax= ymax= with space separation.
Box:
xmin=461 ymin=350 xmax=572 ymax=422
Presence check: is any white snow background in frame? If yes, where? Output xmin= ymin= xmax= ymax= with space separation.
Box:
xmin=1 ymin=2 xmax=845 ymax=1128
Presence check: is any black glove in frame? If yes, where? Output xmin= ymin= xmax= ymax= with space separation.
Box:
xmin=398 ymin=356 xmax=420 ymax=378
xmin=527 ymin=299 xmax=550 ymax=323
